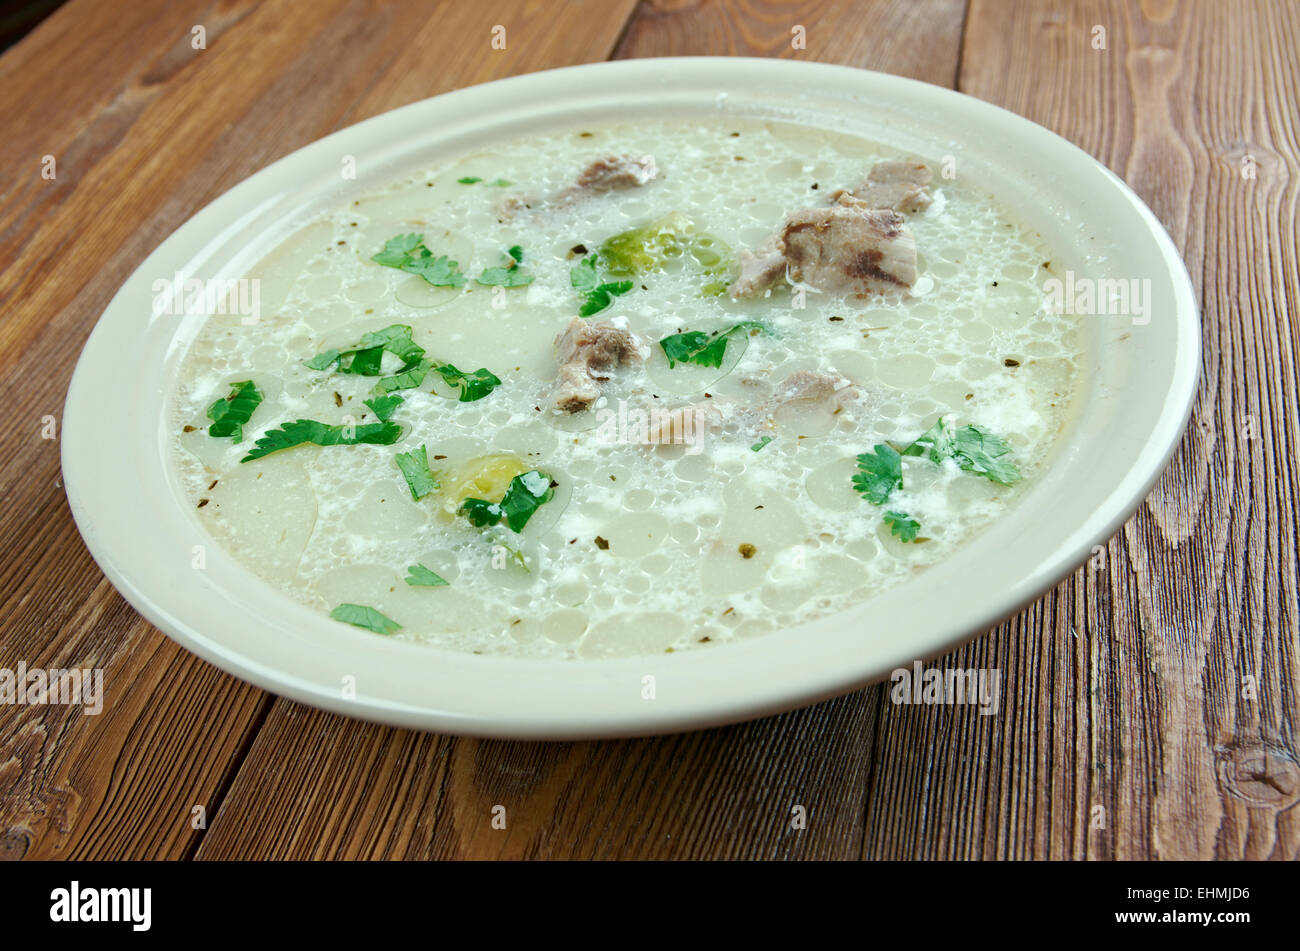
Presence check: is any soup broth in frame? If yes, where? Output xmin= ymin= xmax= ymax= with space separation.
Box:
xmin=172 ymin=117 xmax=1083 ymax=658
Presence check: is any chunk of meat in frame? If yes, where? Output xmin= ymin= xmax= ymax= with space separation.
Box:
xmin=573 ymin=154 xmax=658 ymax=192
xmin=548 ymin=317 xmax=643 ymax=413
xmin=505 ymin=155 xmax=659 ymax=220
xmin=728 ymin=239 xmax=786 ymax=298
xmin=834 ymin=161 xmax=933 ymax=214
xmin=773 ymin=370 xmax=859 ymax=414
xmin=642 ymin=403 xmax=721 ymax=449
xmin=780 ymin=204 xmax=917 ymax=296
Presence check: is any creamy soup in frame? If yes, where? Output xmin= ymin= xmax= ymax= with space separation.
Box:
xmin=172 ymin=117 xmax=1082 ymax=658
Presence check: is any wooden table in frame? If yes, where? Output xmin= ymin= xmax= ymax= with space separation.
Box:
xmin=2 ymin=0 xmax=1296 ymax=861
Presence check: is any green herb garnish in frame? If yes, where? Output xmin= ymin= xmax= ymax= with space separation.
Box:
xmin=305 ymin=324 xmax=425 ymax=376
xmin=371 ymin=233 xmax=466 ymax=288
xmin=363 ymin=394 xmax=404 ymax=421
xmin=330 ymin=603 xmax=401 ymax=635
xmin=206 ymin=380 xmax=263 ymax=443
xmin=373 ymin=358 xmax=433 ymax=394
xmin=751 ymin=436 xmax=773 ymax=452
xmin=476 ymin=245 xmax=533 ymax=287
xmin=431 ymin=363 xmax=501 ymax=402
xmin=457 ymin=176 xmax=482 ymax=184
xmin=904 ymin=419 xmax=1020 ymax=485
xmin=404 ymin=564 xmax=449 ymax=587
xmin=883 ymin=511 xmax=922 ymax=543
xmin=852 ymin=444 xmax=904 ymax=504
xmin=394 ymin=444 xmax=439 ymax=501
xmin=570 ymin=255 xmax=633 ymax=317
xmin=659 ymin=322 xmax=765 ymax=369
xmin=460 ymin=470 xmax=554 ymax=533
xmin=240 ymin=419 xmax=403 ymax=462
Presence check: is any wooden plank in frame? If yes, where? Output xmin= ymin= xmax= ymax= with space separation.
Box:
xmin=0 ymin=0 xmax=637 ymax=860
xmin=858 ymin=0 xmax=1300 ymax=860
xmin=615 ymin=0 xmax=967 ymax=87
xmin=196 ymin=691 xmax=880 ymax=859
xmin=194 ymin=0 xmax=966 ymax=861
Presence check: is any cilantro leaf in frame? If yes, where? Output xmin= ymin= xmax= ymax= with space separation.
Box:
xmin=949 ymin=425 xmax=1021 ymax=485
xmin=370 ymin=232 xmax=425 ymax=268
xmin=460 ymin=497 xmax=503 ymax=528
xmin=570 ymin=256 xmax=633 ymax=317
xmin=852 ymin=444 xmax=904 ymax=504
xmin=370 ymin=234 xmax=466 ymax=288
xmin=404 ymin=564 xmax=449 ymax=587
xmin=373 ymin=358 xmax=433 ymax=394
xmin=431 ymin=363 xmax=501 ymax=402
xmin=306 ymin=324 xmax=425 ymax=376
xmin=751 ymin=436 xmax=773 ymax=452
xmin=903 ymin=418 xmax=1021 ymax=485
xmin=363 ymin=394 xmax=404 ymax=422
xmin=409 ymin=254 xmax=467 ymax=288
xmin=240 ymin=419 xmax=403 ymax=462
xmin=206 ymin=380 xmax=263 ymax=443
xmin=358 ymin=325 xmax=425 ymax=364
xmin=659 ymin=322 xmax=765 ymax=369
xmin=459 ymin=470 xmax=554 ymax=533
xmin=571 ymin=255 xmax=599 ymax=293
xmin=344 ymin=346 xmax=384 ymax=376
xmin=330 ymin=603 xmax=401 ymax=635
xmin=394 ymin=444 xmax=439 ymax=501
xmin=476 ymin=246 xmax=533 ymax=287
xmin=304 ymin=350 xmax=342 ymax=371
xmin=883 ymin=511 xmax=922 ymax=542
xmin=902 ymin=417 xmax=952 ymax=461
xmin=457 ymin=176 xmax=483 ymax=184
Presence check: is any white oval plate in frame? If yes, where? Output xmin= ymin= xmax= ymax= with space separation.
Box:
xmin=62 ymin=58 xmax=1198 ymax=739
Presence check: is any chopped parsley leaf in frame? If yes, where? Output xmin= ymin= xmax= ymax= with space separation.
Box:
xmin=206 ymin=380 xmax=263 ymax=443
xmin=476 ymin=246 xmax=533 ymax=287
xmin=305 ymin=323 xmax=425 ymax=376
xmin=883 ymin=511 xmax=922 ymax=543
xmin=404 ymin=564 xmax=449 ymax=587
xmin=431 ymin=363 xmax=501 ymax=402
xmin=240 ymin=419 xmax=403 ymax=462
xmin=330 ymin=603 xmax=401 ymax=635
xmin=394 ymin=444 xmax=439 ymax=501
xmin=370 ymin=233 xmax=466 ymax=288
xmin=904 ymin=418 xmax=1021 ymax=485
xmin=852 ymin=444 xmax=904 ymax=504
xmin=751 ymin=436 xmax=773 ymax=452
xmin=373 ymin=358 xmax=433 ymax=394
xmin=571 ymin=255 xmax=633 ymax=317
xmin=460 ymin=470 xmax=554 ymax=533
xmin=659 ymin=321 xmax=766 ymax=369
xmin=457 ymin=176 xmax=482 ymax=184
xmin=363 ymin=393 xmax=404 ymax=421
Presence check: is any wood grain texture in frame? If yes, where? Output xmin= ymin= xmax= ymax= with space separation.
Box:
xmin=0 ymin=0 xmax=637 ymax=860
xmin=2 ymin=0 xmax=1296 ymax=862
xmin=930 ymin=0 xmax=1300 ymax=861
xmin=614 ymin=0 xmax=968 ymax=85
